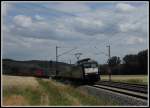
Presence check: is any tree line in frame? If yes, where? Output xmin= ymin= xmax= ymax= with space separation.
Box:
xmin=99 ymin=49 xmax=148 ymax=75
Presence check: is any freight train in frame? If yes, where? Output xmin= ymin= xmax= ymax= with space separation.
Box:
xmin=3 ymin=58 xmax=100 ymax=82
xmin=2 ymin=60 xmax=50 ymax=78
xmin=55 ymin=58 xmax=100 ymax=82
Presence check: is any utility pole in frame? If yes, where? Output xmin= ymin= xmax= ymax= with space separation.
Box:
xmin=56 ymin=46 xmax=59 ymax=76
xmin=69 ymin=59 xmax=71 ymax=64
xmin=106 ymin=45 xmax=111 ymax=81
xmin=56 ymin=46 xmax=58 ymax=62
xmin=107 ymin=45 xmax=111 ymax=59
xmin=55 ymin=46 xmax=77 ymax=76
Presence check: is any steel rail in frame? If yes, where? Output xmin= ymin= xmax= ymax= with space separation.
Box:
xmin=95 ymin=81 xmax=148 ymax=93
xmin=91 ymin=84 xmax=148 ymax=100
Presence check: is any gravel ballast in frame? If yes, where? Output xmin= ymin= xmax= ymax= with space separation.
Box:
xmin=79 ymin=85 xmax=148 ymax=106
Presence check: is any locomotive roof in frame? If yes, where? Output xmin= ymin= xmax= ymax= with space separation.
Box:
xmin=77 ymin=58 xmax=90 ymax=63
xmin=77 ymin=58 xmax=97 ymax=65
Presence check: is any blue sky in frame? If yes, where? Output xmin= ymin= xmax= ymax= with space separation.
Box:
xmin=2 ymin=1 xmax=149 ymax=64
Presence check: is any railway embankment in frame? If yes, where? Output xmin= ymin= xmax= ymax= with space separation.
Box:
xmin=78 ymin=85 xmax=148 ymax=106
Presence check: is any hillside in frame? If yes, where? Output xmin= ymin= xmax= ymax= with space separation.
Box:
xmin=2 ymin=59 xmax=73 ymax=76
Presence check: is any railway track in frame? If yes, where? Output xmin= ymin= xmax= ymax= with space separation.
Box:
xmin=91 ymin=81 xmax=148 ymax=100
xmin=96 ymin=81 xmax=147 ymax=93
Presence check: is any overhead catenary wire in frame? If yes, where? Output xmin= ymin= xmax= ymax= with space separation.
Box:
xmin=57 ymin=47 xmax=78 ymax=57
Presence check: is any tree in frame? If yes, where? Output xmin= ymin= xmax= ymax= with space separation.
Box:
xmin=100 ymin=49 xmax=148 ymax=75
xmin=123 ymin=54 xmax=138 ymax=65
xmin=137 ymin=49 xmax=148 ymax=74
xmin=107 ymin=56 xmax=121 ymax=67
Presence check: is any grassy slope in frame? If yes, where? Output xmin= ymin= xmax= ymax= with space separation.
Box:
xmin=3 ymin=75 xmax=118 ymax=106
xmin=100 ymin=75 xmax=148 ymax=85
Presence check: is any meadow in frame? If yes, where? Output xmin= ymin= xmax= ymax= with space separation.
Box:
xmin=100 ymin=75 xmax=148 ymax=85
xmin=2 ymin=75 xmax=119 ymax=106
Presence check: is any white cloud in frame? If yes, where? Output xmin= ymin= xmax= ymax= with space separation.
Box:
xmin=35 ymin=14 xmax=44 ymax=20
xmin=70 ymin=17 xmax=105 ymax=35
xmin=44 ymin=2 xmax=91 ymax=13
xmin=13 ymin=15 xmax=32 ymax=27
xmin=3 ymin=2 xmax=148 ymax=63
xmin=11 ymin=15 xmax=85 ymax=41
xmin=127 ymin=36 xmax=145 ymax=45
xmin=119 ymin=22 xmax=141 ymax=32
xmin=116 ymin=3 xmax=136 ymax=12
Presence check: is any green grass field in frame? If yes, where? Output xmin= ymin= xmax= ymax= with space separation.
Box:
xmin=100 ymin=75 xmax=148 ymax=85
xmin=2 ymin=75 xmax=119 ymax=106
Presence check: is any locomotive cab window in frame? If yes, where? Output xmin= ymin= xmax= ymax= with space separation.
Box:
xmin=91 ymin=64 xmax=97 ymax=68
xmin=83 ymin=63 xmax=98 ymax=68
xmin=83 ymin=63 xmax=91 ymax=68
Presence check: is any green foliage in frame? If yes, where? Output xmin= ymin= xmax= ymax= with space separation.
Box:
xmin=101 ymin=75 xmax=147 ymax=85
xmin=36 ymin=78 xmax=119 ymax=105
xmin=125 ymin=79 xmax=142 ymax=84
xmin=123 ymin=54 xmax=138 ymax=65
xmin=137 ymin=49 xmax=148 ymax=73
xmin=107 ymin=56 xmax=121 ymax=67
xmin=100 ymin=49 xmax=148 ymax=75
xmin=3 ymin=77 xmax=120 ymax=106
xmin=3 ymin=86 xmax=42 ymax=105
xmin=37 ymin=78 xmax=72 ymax=105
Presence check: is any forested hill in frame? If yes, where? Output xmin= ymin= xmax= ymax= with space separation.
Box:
xmin=99 ymin=49 xmax=148 ymax=75
xmin=2 ymin=59 xmax=73 ymax=76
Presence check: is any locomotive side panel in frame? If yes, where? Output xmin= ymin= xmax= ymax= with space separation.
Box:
xmin=69 ymin=66 xmax=83 ymax=79
xmin=56 ymin=65 xmax=83 ymax=79
xmin=56 ymin=64 xmax=72 ymax=78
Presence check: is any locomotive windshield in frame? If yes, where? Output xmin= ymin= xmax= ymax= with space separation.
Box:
xmin=91 ymin=64 xmax=97 ymax=68
xmin=84 ymin=63 xmax=91 ymax=68
xmin=83 ymin=63 xmax=98 ymax=68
